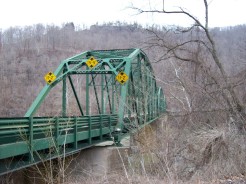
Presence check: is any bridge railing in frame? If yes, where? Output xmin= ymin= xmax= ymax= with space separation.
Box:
xmin=0 ymin=114 xmax=118 ymax=160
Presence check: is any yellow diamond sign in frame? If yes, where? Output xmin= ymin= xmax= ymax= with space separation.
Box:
xmin=44 ymin=72 xmax=56 ymax=85
xmin=116 ymin=71 xmax=129 ymax=85
xmin=86 ymin=56 xmax=98 ymax=69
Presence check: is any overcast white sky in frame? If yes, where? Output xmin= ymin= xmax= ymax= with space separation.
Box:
xmin=0 ymin=0 xmax=246 ymax=30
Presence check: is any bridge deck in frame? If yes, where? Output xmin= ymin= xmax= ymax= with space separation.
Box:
xmin=0 ymin=114 xmax=117 ymax=175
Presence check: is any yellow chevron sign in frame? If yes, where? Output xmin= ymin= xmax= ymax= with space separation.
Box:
xmin=44 ymin=72 xmax=56 ymax=85
xmin=86 ymin=56 xmax=98 ymax=69
xmin=116 ymin=71 xmax=128 ymax=84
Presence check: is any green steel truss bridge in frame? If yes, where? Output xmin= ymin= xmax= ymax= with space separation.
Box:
xmin=0 ymin=48 xmax=166 ymax=175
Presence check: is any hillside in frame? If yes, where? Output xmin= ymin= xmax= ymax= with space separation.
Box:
xmin=1 ymin=23 xmax=246 ymax=116
xmin=1 ymin=22 xmax=246 ymax=183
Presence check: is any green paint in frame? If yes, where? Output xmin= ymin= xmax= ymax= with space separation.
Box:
xmin=62 ymin=66 xmax=67 ymax=116
xmin=0 ymin=49 xmax=166 ymax=176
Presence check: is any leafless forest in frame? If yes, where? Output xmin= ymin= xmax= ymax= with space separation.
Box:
xmin=1 ymin=22 xmax=246 ymax=183
xmin=0 ymin=23 xmax=246 ymax=116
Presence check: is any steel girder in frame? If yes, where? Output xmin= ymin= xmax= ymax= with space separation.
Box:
xmin=0 ymin=48 xmax=166 ymax=175
xmin=24 ymin=48 xmax=166 ymax=140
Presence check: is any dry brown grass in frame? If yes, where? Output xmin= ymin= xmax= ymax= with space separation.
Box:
xmin=127 ymin=115 xmax=246 ymax=184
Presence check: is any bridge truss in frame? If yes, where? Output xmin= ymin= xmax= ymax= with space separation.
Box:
xmin=0 ymin=48 xmax=166 ymax=175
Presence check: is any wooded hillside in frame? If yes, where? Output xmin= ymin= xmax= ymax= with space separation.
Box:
xmin=1 ymin=22 xmax=246 ymax=183
xmin=0 ymin=23 xmax=245 ymax=117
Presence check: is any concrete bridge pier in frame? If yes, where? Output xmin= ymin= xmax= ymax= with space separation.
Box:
xmin=67 ymin=140 xmax=130 ymax=183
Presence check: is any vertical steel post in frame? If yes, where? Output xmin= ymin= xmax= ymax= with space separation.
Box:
xmin=109 ymin=116 xmax=112 ymax=132
xmin=86 ymin=67 xmax=90 ymax=115
xmin=100 ymin=115 xmax=103 ymax=140
xmin=137 ymin=56 xmax=141 ymax=124
xmin=101 ymin=73 xmax=105 ymax=114
xmin=74 ymin=117 xmax=78 ymax=149
xmin=147 ymin=70 xmax=151 ymax=121
xmin=88 ymin=116 xmax=92 ymax=144
xmin=105 ymin=75 xmax=112 ymax=113
xmin=28 ymin=116 xmax=34 ymax=162
xmin=139 ymin=60 xmax=144 ymax=124
xmin=55 ymin=118 xmax=59 ymax=153
xmin=112 ymin=76 xmax=115 ymax=114
xmin=62 ymin=67 xmax=67 ymax=117
xmin=128 ymin=78 xmax=131 ymax=118
xmin=151 ymin=78 xmax=154 ymax=120
xmin=143 ymin=62 xmax=148 ymax=122
xmin=130 ymin=70 xmax=140 ymax=125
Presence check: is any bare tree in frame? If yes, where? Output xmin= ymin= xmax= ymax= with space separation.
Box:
xmin=132 ymin=0 xmax=246 ymax=130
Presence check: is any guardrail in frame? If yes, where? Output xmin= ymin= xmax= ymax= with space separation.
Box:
xmin=0 ymin=114 xmax=118 ymax=160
